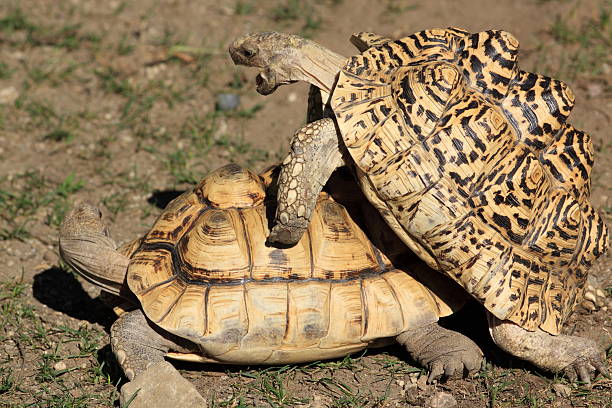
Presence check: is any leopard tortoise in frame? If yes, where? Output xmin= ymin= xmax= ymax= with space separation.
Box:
xmin=229 ymin=28 xmax=609 ymax=382
xmin=59 ymin=164 xmax=484 ymax=389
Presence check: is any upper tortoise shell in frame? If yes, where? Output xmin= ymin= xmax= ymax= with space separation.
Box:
xmin=125 ymin=164 xmax=465 ymax=364
xmin=331 ymin=27 xmax=608 ymax=334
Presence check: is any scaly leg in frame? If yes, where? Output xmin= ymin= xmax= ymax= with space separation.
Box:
xmin=488 ymin=313 xmax=610 ymax=384
xmin=110 ymin=309 xmax=197 ymax=381
xmin=268 ymin=118 xmax=345 ymax=246
xmin=396 ymin=322 xmax=484 ymax=383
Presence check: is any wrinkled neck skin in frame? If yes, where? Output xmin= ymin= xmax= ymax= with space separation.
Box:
xmin=290 ymin=42 xmax=346 ymax=93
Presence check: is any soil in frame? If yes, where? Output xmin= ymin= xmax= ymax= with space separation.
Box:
xmin=0 ymin=0 xmax=610 ymax=407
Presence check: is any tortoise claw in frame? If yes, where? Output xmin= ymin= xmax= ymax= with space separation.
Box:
xmin=562 ymin=347 xmax=609 ymax=385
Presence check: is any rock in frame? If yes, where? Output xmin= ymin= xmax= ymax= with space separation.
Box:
xmin=53 ymin=361 xmax=67 ymax=371
xmin=416 ymin=374 xmax=430 ymax=391
xmin=425 ymin=391 xmax=457 ymax=408
xmin=552 ymin=383 xmax=572 ymax=398
xmin=305 ymin=394 xmax=332 ymax=408
xmin=586 ymin=82 xmax=603 ymax=98
xmin=120 ymin=361 xmax=207 ymax=408
xmin=0 ymin=86 xmax=18 ymax=105
xmin=216 ymin=93 xmax=240 ymax=111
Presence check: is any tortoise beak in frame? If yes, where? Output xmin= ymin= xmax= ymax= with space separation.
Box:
xmin=229 ymin=39 xmax=280 ymax=95
xmin=256 ymin=68 xmax=279 ymax=95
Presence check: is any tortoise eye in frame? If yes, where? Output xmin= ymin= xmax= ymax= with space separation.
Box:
xmin=242 ymin=47 xmax=256 ymax=58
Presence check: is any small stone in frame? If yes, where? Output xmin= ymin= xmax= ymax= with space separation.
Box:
xmin=582 ymin=301 xmax=597 ymax=311
xmin=552 ymin=383 xmax=572 ymax=398
xmin=43 ymin=250 xmax=56 ymax=264
xmin=53 ymin=361 xmax=67 ymax=371
xmin=0 ymin=86 xmax=18 ymax=105
xmin=120 ymin=361 xmax=207 ymax=408
xmin=287 ymin=92 xmax=298 ymax=103
xmin=416 ymin=374 xmax=430 ymax=391
xmin=584 ymin=291 xmax=597 ymax=303
xmin=586 ymin=82 xmax=603 ymax=98
xmin=216 ymin=93 xmax=240 ymax=111
xmin=425 ymin=391 xmax=457 ymax=408
xmin=305 ymin=394 xmax=332 ymax=408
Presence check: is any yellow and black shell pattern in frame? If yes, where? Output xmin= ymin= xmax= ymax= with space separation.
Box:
xmin=331 ymin=27 xmax=608 ymax=334
xmin=126 ymin=164 xmax=463 ymax=365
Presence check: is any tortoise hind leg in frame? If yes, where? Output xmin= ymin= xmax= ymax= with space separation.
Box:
xmin=396 ymin=322 xmax=484 ymax=383
xmin=110 ymin=309 xmax=197 ymax=381
xmin=487 ymin=313 xmax=610 ymax=384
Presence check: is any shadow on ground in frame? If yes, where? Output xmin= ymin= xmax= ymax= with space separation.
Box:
xmin=32 ymin=267 xmax=115 ymax=328
xmin=147 ymin=189 xmax=186 ymax=209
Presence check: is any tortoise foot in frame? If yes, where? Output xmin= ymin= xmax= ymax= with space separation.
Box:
xmin=111 ymin=310 xmax=196 ymax=381
xmin=488 ymin=314 xmax=610 ymax=384
xmin=561 ymin=337 xmax=610 ymax=384
xmin=396 ymin=323 xmax=484 ymax=383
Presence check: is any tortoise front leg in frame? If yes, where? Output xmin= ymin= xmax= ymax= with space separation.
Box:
xmin=268 ymin=118 xmax=345 ymax=246
xmin=110 ymin=309 xmax=197 ymax=381
xmin=487 ymin=313 xmax=610 ymax=384
xmin=396 ymin=323 xmax=484 ymax=383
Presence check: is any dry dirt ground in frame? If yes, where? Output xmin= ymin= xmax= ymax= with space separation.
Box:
xmin=0 ymin=0 xmax=611 ymax=407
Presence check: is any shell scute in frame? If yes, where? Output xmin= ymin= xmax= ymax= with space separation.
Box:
xmin=177 ymin=208 xmax=251 ymax=282
xmin=501 ymin=71 xmax=575 ymax=151
xmin=452 ymin=30 xmax=519 ymax=102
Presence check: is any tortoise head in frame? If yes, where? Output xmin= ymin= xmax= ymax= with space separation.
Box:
xmin=229 ymin=32 xmax=346 ymax=95
xmin=59 ymin=203 xmax=132 ymax=298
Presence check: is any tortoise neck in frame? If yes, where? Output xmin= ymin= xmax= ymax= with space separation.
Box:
xmin=295 ymin=41 xmax=346 ymax=93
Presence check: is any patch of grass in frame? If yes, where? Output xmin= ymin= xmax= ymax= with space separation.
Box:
xmin=102 ymin=192 xmax=129 ymax=216
xmin=117 ymin=35 xmax=135 ymax=56
xmin=16 ymin=97 xmax=57 ymax=127
xmin=0 ymin=7 xmax=36 ymax=32
xmin=478 ymin=364 xmax=516 ymax=408
xmin=271 ymin=0 xmax=301 ymax=21
xmin=270 ymin=1 xmax=323 ymax=37
xmin=234 ymin=1 xmax=255 ymax=15
xmin=383 ymin=0 xmax=419 ymax=16
xmin=0 ymin=367 xmax=15 ymax=394
xmin=0 ymin=280 xmax=118 ymax=406
xmin=0 ymin=171 xmax=85 ymax=239
xmin=164 ymin=149 xmax=201 ymax=185
xmin=0 ymin=62 xmax=13 ymax=79
xmin=95 ymin=68 xmax=134 ymax=96
xmin=43 ymin=129 xmax=74 ymax=143
xmin=219 ymin=103 xmax=264 ymax=119
xmin=0 ymin=9 xmax=99 ymax=50
xmin=545 ymin=3 xmax=612 ymax=79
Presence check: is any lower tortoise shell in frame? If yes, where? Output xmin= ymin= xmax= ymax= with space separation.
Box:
xmin=126 ymin=164 xmax=465 ymax=364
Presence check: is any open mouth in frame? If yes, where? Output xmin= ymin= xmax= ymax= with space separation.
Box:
xmin=255 ymin=71 xmax=278 ymax=95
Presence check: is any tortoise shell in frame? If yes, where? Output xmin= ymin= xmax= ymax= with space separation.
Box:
xmin=126 ymin=164 xmax=464 ymax=364
xmin=330 ymin=27 xmax=608 ymax=334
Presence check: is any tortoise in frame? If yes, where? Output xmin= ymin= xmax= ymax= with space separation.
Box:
xmin=59 ymin=164 xmax=484 ymax=389
xmin=229 ymin=28 xmax=609 ymax=383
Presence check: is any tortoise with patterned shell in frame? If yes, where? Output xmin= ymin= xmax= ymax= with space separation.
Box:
xmin=229 ymin=28 xmax=609 ymax=382
xmin=59 ymin=164 xmax=484 ymax=391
